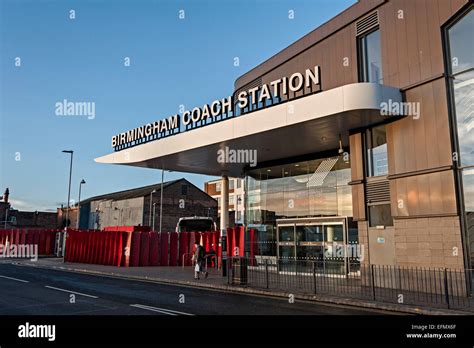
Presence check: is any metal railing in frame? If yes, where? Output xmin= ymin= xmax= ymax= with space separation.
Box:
xmin=227 ymin=257 xmax=474 ymax=311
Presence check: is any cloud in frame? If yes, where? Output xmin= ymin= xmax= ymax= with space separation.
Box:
xmin=8 ymin=199 xmax=56 ymax=212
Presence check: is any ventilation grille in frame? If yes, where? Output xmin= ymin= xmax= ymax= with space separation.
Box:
xmin=235 ymin=77 xmax=262 ymax=97
xmin=356 ymin=11 xmax=379 ymax=36
xmin=366 ymin=179 xmax=390 ymax=203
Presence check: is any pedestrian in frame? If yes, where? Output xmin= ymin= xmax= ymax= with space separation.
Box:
xmin=193 ymin=241 xmax=208 ymax=280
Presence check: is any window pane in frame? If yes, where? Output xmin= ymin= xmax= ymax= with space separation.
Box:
xmin=461 ymin=168 xmax=474 ymax=264
xmin=296 ymin=225 xmax=323 ymax=242
xmin=360 ymin=29 xmax=383 ymax=83
xmin=448 ymin=9 xmax=474 ymax=74
xmin=367 ymin=125 xmax=388 ymax=176
xmin=453 ymin=70 xmax=474 ymax=166
xmin=369 ymin=204 xmax=393 ymax=227
xmin=325 ymin=225 xmax=344 ymax=242
xmin=279 ymin=226 xmax=294 ymax=242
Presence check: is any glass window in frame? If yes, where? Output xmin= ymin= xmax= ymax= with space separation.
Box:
xmin=279 ymin=225 xmax=295 ymax=242
xmin=296 ymin=225 xmax=324 ymax=242
xmin=358 ymin=29 xmax=383 ymax=83
xmin=325 ymin=225 xmax=344 ymax=242
xmin=448 ymin=9 xmax=474 ymax=74
xmin=237 ymin=179 xmax=242 ymax=189
xmin=366 ymin=125 xmax=388 ymax=177
xmin=229 ymin=180 xmax=235 ymax=190
xmin=368 ymin=204 xmax=393 ymax=227
xmin=447 ymin=6 xmax=474 ymax=265
xmin=244 ymin=156 xmax=353 ymax=226
xmin=216 ymin=183 xmax=221 ymax=192
xmin=448 ymin=7 xmax=474 ymax=167
xmin=453 ymin=69 xmax=474 ymax=167
xmin=461 ymin=169 xmax=474 ymax=264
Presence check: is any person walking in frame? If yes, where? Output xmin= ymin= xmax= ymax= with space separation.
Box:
xmin=193 ymin=241 xmax=208 ymax=280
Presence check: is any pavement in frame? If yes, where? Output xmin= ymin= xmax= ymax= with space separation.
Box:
xmin=3 ymin=257 xmax=472 ymax=315
xmin=0 ymin=260 xmax=396 ymax=315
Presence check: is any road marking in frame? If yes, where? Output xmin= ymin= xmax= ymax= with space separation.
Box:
xmin=44 ymin=286 xmax=98 ymax=298
xmin=130 ymin=304 xmax=194 ymax=316
xmin=0 ymin=275 xmax=29 ymax=283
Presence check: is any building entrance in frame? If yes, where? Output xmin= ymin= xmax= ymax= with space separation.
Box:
xmin=276 ymin=217 xmax=351 ymax=274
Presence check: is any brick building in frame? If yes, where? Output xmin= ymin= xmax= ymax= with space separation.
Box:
xmin=78 ymin=178 xmax=217 ymax=231
xmin=0 ymin=188 xmax=58 ymax=229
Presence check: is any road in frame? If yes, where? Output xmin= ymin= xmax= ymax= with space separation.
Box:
xmin=0 ymin=262 xmax=396 ymax=315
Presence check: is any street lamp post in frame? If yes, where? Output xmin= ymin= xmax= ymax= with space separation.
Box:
xmin=77 ymin=179 xmax=86 ymax=229
xmin=149 ymin=189 xmax=157 ymax=227
xmin=152 ymin=202 xmax=157 ymax=231
xmin=62 ymin=150 xmax=74 ymax=258
xmin=62 ymin=150 xmax=74 ymax=230
xmin=159 ymin=169 xmax=164 ymax=233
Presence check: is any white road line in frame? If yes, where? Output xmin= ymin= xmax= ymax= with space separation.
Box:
xmin=0 ymin=275 xmax=30 ymax=283
xmin=130 ymin=304 xmax=194 ymax=316
xmin=44 ymin=286 xmax=99 ymax=298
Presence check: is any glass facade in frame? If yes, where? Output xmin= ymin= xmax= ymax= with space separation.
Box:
xmin=245 ymin=155 xmax=354 ymax=258
xmin=447 ymin=6 xmax=474 ymax=265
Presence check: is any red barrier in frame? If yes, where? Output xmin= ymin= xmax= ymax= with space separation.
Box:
xmin=178 ymin=232 xmax=188 ymax=266
xmin=104 ymin=226 xmax=151 ymax=233
xmin=149 ymin=232 xmax=159 ymax=266
xmin=33 ymin=230 xmax=40 ymax=249
xmin=38 ymin=232 xmax=45 ymax=255
xmin=187 ymin=232 xmax=195 ymax=266
xmin=109 ymin=232 xmax=116 ymax=265
xmin=45 ymin=231 xmax=52 ymax=255
xmin=130 ymin=232 xmax=141 ymax=267
xmin=85 ymin=232 xmax=92 ymax=263
xmin=238 ymin=226 xmax=245 ymax=257
xmin=226 ymin=227 xmax=234 ymax=257
xmin=160 ymin=232 xmax=169 ymax=266
xmin=121 ymin=232 xmax=132 ymax=267
xmin=139 ymin=232 xmax=150 ymax=266
xmin=169 ymin=232 xmax=178 ymax=266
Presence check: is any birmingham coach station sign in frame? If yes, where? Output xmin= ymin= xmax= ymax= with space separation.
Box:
xmin=112 ymin=66 xmax=321 ymax=151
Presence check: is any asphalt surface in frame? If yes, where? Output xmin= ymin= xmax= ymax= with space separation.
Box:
xmin=0 ymin=262 xmax=396 ymax=315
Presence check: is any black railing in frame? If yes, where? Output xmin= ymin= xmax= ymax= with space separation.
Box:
xmin=227 ymin=256 xmax=474 ymax=311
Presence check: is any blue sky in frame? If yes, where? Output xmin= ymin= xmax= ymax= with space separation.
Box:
xmin=0 ymin=0 xmax=355 ymax=211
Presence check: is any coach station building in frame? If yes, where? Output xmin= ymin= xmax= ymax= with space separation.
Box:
xmin=96 ymin=0 xmax=473 ymax=270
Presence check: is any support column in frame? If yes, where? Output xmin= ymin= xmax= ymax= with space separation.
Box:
xmin=220 ymin=175 xmax=229 ymax=276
